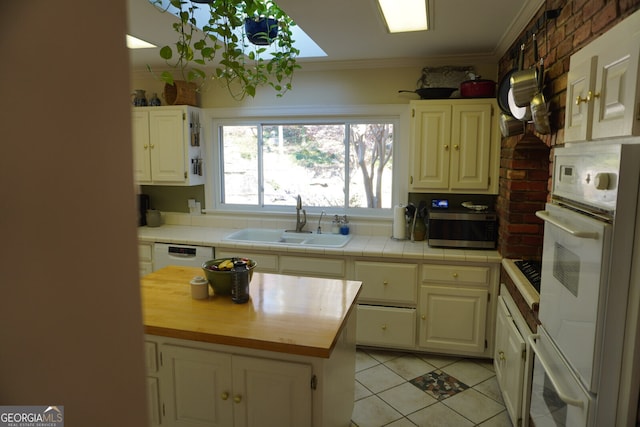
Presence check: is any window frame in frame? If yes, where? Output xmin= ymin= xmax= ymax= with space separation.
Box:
xmin=205 ymin=105 xmax=409 ymax=219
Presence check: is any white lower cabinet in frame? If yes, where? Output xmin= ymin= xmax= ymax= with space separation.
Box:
xmin=494 ymin=295 xmax=525 ymax=426
xmin=158 ymin=344 xmax=312 ymax=427
xmin=418 ymin=285 xmax=487 ymax=355
xmin=417 ymin=264 xmax=496 ymax=357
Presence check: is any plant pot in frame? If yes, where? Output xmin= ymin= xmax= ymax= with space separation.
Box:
xmin=245 ymin=17 xmax=278 ymax=45
xmin=164 ymin=81 xmax=198 ymax=106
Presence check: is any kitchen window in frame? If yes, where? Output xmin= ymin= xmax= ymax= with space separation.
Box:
xmin=214 ymin=119 xmax=396 ymax=213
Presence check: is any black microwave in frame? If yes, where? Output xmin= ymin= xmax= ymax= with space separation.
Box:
xmin=427 ymin=208 xmax=498 ymax=249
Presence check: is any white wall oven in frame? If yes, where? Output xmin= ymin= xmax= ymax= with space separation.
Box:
xmin=533 ymin=142 xmax=640 ymax=427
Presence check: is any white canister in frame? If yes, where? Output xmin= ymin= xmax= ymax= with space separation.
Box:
xmin=190 ymin=276 xmax=209 ymax=300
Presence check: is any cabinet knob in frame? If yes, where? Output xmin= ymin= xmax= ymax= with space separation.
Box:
xmin=150 ymin=144 xmax=155 ymax=149
xmin=444 ymin=144 xmax=449 ymax=150
xmin=575 ymin=95 xmax=589 ymax=105
xmin=499 ymin=351 xmax=506 ymax=361
xmin=381 ymin=324 xmax=387 ymax=330
xmin=143 ymin=144 xmax=148 ymax=149
xmin=452 ymin=272 xmax=458 ymax=278
xmin=587 ymin=90 xmax=600 ymax=102
xmin=454 ymin=144 xmax=459 ymax=150
xmin=421 ymin=315 xmax=426 ymax=320
xmin=383 ymin=280 xmax=389 ymax=286
xmin=234 ymin=395 xmax=242 ymax=403
xmin=221 ymin=392 xmax=229 ymax=400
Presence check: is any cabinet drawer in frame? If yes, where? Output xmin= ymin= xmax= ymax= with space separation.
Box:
xmin=355 ymin=261 xmax=417 ymax=304
xmin=216 ymin=250 xmax=279 ymax=273
xmin=144 ymin=341 xmax=158 ymax=374
xmin=422 ymin=264 xmax=490 ymax=286
xmin=356 ymin=305 xmax=415 ymax=348
xmin=138 ymin=243 xmax=153 ymax=263
xmin=280 ymin=255 xmax=345 ymax=278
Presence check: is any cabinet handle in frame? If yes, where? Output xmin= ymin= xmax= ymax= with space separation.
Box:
xmin=381 ymin=324 xmax=387 ymax=330
xmin=499 ymin=351 xmax=506 ymax=361
xmin=234 ymin=395 xmax=242 ymax=403
xmin=221 ymin=392 xmax=229 ymax=400
xmin=587 ymin=90 xmax=600 ymax=102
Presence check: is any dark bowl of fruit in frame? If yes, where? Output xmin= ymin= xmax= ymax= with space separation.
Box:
xmin=202 ymin=258 xmax=257 ymax=296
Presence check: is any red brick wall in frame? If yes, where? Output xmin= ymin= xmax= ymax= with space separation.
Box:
xmin=497 ymin=0 xmax=640 ymax=259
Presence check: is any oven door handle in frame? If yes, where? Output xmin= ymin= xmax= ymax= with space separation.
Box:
xmin=527 ymin=334 xmax=585 ymax=408
xmin=535 ymin=210 xmax=599 ymax=239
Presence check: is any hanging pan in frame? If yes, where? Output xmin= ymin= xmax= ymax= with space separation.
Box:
xmin=497 ymin=55 xmax=519 ymax=114
xmin=530 ymin=59 xmax=551 ymax=134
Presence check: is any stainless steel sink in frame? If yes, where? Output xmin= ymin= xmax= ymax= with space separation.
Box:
xmin=223 ymin=228 xmax=352 ymax=248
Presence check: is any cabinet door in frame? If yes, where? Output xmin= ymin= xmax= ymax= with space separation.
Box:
xmin=147 ymin=377 xmax=162 ymax=427
xmin=149 ymin=109 xmax=187 ymax=182
xmin=410 ymin=104 xmax=451 ymax=189
xmin=494 ymin=297 xmax=525 ymax=426
xmin=450 ymin=104 xmax=492 ymax=190
xmin=132 ymin=110 xmax=152 ymax=183
xmin=232 ymin=355 xmax=312 ymax=427
xmin=591 ymin=32 xmax=640 ymax=140
xmin=565 ymin=55 xmax=598 ymax=142
xmin=418 ymin=285 xmax=487 ymax=355
xmin=161 ymin=345 xmax=233 ymax=427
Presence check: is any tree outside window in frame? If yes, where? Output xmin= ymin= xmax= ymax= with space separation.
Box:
xmin=220 ymin=121 xmax=394 ymax=210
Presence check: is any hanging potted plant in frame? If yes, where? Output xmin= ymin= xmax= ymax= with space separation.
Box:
xmin=148 ymin=0 xmax=300 ymax=101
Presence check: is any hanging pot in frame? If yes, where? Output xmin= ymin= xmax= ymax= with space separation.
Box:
xmin=508 ymin=86 xmax=531 ymax=120
xmin=530 ymin=59 xmax=551 ymax=134
xmin=500 ymin=113 xmax=525 ymax=137
xmin=510 ymin=35 xmax=539 ymax=107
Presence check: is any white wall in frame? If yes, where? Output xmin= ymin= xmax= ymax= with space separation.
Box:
xmin=131 ymin=59 xmax=498 ymax=108
xmin=0 ymin=2 xmax=148 ymax=426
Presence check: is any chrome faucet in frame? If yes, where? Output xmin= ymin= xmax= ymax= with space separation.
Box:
xmin=295 ymin=195 xmax=307 ymax=232
xmin=317 ymin=210 xmax=326 ymax=234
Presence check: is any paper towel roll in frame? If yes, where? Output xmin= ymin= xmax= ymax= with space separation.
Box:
xmin=392 ymin=205 xmax=406 ymax=239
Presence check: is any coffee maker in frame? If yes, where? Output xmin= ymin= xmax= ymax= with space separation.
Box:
xmin=137 ymin=194 xmax=150 ymax=226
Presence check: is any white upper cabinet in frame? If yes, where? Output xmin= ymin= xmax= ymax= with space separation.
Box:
xmin=409 ymin=99 xmax=499 ymax=194
xmin=565 ymin=10 xmax=640 ymax=142
xmin=132 ymin=106 xmax=205 ymax=185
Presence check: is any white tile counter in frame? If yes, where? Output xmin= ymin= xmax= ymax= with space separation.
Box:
xmin=138 ymin=224 xmax=502 ymax=263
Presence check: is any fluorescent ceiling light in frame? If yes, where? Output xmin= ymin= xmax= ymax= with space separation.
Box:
xmin=127 ymin=34 xmax=157 ymax=49
xmin=378 ymin=0 xmax=428 ymax=33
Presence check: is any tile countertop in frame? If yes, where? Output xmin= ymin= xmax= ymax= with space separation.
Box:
xmin=137 ymin=225 xmax=502 ymax=263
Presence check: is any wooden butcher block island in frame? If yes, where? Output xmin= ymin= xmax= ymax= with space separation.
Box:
xmin=141 ymin=266 xmax=362 ymax=427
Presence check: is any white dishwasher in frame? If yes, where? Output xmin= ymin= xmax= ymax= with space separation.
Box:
xmin=153 ymin=243 xmax=214 ymax=271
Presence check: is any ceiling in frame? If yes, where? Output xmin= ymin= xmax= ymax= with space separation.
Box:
xmin=128 ymin=0 xmax=543 ymax=72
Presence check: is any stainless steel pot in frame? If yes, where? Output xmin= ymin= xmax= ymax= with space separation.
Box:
xmin=530 ymin=59 xmax=551 ymax=134
xmin=510 ymin=37 xmax=539 ymax=107
xmin=500 ymin=113 xmax=525 ymax=137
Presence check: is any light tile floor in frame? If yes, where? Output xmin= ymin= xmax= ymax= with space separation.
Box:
xmin=351 ymin=348 xmax=514 ymax=427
